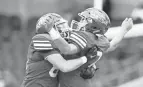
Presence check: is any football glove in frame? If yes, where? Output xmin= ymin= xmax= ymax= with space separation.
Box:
xmin=80 ymin=46 xmax=102 ymax=79
xmin=84 ymin=46 xmax=98 ymax=67
xmin=80 ymin=65 xmax=99 ymax=79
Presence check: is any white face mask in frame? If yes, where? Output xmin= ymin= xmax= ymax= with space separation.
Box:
xmin=70 ymin=19 xmax=87 ymax=31
xmin=55 ymin=18 xmax=72 ymax=32
xmin=56 ymin=22 xmax=68 ymax=32
xmin=55 ymin=21 xmax=72 ymax=38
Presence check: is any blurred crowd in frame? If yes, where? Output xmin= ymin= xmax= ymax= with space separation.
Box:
xmin=0 ymin=0 xmax=143 ymax=87
xmin=0 ymin=15 xmax=39 ymax=87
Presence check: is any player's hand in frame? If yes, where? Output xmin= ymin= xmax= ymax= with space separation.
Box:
xmin=37 ymin=15 xmax=54 ymax=33
xmin=121 ymin=18 xmax=133 ymax=31
xmin=44 ymin=19 xmax=54 ymax=33
xmin=48 ymin=27 xmax=62 ymax=40
xmin=80 ymin=46 xmax=102 ymax=79
xmin=39 ymin=16 xmax=61 ymax=37
xmin=49 ymin=66 xmax=59 ymax=77
xmin=84 ymin=46 xmax=98 ymax=67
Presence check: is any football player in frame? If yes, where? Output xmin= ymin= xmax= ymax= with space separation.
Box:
xmin=21 ymin=13 xmax=98 ymax=87
xmin=46 ymin=8 xmax=133 ymax=87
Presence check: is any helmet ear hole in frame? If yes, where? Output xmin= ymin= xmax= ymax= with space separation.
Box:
xmin=92 ymin=26 xmax=97 ymax=29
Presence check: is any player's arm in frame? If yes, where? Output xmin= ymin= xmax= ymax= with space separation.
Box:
xmin=49 ymin=28 xmax=86 ymax=54
xmin=32 ymin=33 xmax=76 ymax=53
xmin=44 ymin=46 xmax=100 ymax=73
xmin=105 ymin=18 xmax=133 ymax=52
xmin=42 ymin=51 xmax=87 ymax=72
xmin=32 ymin=34 xmax=87 ymax=72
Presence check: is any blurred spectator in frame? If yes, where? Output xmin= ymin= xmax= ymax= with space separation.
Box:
xmin=0 ymin=15 xmax=11 ymax=42
xmin=27 ymin=17 xmax=39 ymax=36
xmin=8 ymin=16 xmax=21 ymax=31
xmin=0 ymin=15 xmax=7 ymax=29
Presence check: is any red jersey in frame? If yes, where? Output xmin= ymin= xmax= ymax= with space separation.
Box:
xmin=59 ymin=31 xmax=110 ymax=87
xmin=21 ymin=34 xmax=59 ymax=87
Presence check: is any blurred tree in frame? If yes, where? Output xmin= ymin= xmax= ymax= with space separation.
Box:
xmin=27 ymin=17 xmax=39 ymax=36
xmin=57 ymin=0 xmax=85 ymax=23
xmin=8 ymin=16 xmax=21 ymax=31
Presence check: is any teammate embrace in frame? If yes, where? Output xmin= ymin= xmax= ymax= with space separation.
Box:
xmin=21 ymin=7 xmax=133 ymax=87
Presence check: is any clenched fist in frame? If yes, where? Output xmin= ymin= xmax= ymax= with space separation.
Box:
xmin=121 ymin=18 xmax=133 ymax=31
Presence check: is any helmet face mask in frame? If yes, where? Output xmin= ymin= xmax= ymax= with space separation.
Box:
xmin=55 ymin=19 xmax=70 ymax=33
xmin=70 ymin=17 xmax=91 ymax=31
xmin=55 ymin=20 xmax=71 ymax=38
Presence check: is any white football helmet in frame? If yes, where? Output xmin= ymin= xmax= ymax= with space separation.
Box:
xmin=36 ymin=13 xmax=71 ymax=37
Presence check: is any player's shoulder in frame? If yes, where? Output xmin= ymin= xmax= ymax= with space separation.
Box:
xmin=32 ymin=34 xmax=53 ymax=50
xmin=81 ymin=32 xmax=110 ymax=52
xmin=73 ymin=31 xmax=95 ymax=44
xmin=69 ymin=31 xmax=88 ymax=49
xmin=32 ymin=34 xmax=52 ymax=41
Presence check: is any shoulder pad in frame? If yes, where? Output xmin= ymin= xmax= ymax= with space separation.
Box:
xmin=32 ymin=34 xmax=53 ymax=50
xmin=69 ymin=32 xmax=87 ymax=49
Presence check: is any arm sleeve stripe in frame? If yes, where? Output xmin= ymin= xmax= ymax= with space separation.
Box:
xmin=33 ymin=43 xmax=52 ymax=47
xmin=72 ymin=32 xmax=87 ymax=43
xmin=32 ymin=36 xmax=53 ymax=50
xmin=70 ymin=33 xmax=87 ymax=48
xmin=33 ymin=41 xmax=53 ymax=50
xmin=69 ymin=37 xmax=84 ymax=49
xmin=34 ymin=47 xmax=53 ymax=50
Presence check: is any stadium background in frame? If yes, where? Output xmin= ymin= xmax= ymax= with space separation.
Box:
xmin=0 ymin=0 xmax=143 ymax=87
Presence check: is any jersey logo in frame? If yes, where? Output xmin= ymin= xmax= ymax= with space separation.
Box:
xmin=32 ymin=34 xmax=53 ymax=50
xmin=70 ymin=32 xmax=87 ymax=49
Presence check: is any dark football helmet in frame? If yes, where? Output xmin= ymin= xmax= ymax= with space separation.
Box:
xmin=71 ymin=8 xmax=111 ymax=34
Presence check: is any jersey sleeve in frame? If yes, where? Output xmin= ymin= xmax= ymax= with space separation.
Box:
xmin=32 ymin=34 xmax=54 ymax=51
xmin=69 ymin=32 xmax=87 ymax=50
xmin=30 ymin=34 xmax=60 ymax=61
xmin=39 ymin=50 xmax=60 ymax=60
